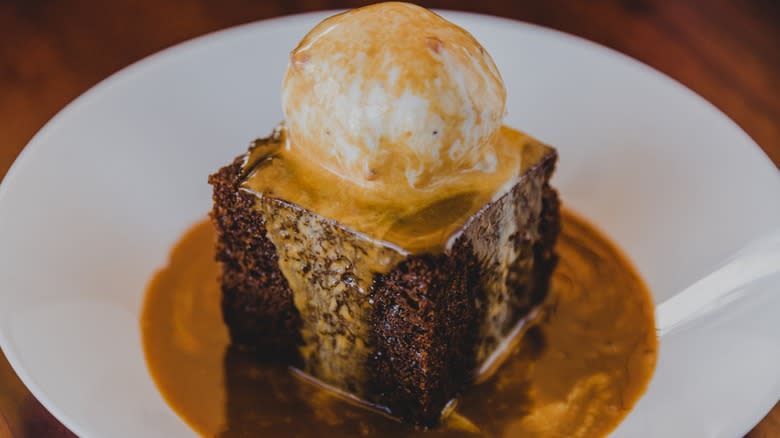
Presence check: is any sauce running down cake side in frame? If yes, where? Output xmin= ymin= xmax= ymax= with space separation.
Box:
xmin=141 ymin=211 xmax=658 ymax=437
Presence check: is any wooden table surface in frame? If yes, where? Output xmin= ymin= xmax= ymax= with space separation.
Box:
xmin=1 ymin=1 xmax=778 ymax=436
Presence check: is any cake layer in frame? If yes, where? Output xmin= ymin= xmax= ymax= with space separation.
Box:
xmin=209 ymin=132 xmax=559 ymax=426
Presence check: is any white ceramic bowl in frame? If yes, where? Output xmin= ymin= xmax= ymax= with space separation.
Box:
xmin=0 ymin=10 xmax=778 ymax=438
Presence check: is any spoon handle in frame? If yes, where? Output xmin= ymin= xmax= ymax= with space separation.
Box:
xmin=656 ymin=228 xmax=780 ymax=337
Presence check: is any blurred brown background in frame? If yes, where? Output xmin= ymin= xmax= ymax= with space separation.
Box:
xmin=1 ymin=0 xmax=778 ymax=437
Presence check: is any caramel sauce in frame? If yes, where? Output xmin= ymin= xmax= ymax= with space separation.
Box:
xmin=141 ymin=210 xmax=657 ymax=437
xmin=241 ymin=126 xmax=553 ymax=254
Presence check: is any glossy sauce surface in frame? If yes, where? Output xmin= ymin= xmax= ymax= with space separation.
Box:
xmin=241 ymin=126 xmax=552 ymax=254
xmin=141 ymin=211 xmax=657 ymax=437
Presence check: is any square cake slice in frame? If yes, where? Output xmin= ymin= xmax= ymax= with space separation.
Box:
xmin=209 ymin=130 xmax=559 ymax=426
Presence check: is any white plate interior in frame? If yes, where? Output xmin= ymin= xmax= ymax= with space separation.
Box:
xmin=0 ymin=10 xmax=778 ymax=438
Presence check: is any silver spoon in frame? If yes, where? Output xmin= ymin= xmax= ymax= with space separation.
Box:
xmin=656 ymin=228 xmax=780 ymax=337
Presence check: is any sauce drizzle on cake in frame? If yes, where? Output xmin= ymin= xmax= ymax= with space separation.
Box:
xmin=240 ymin=125 xmax=551 ymax=254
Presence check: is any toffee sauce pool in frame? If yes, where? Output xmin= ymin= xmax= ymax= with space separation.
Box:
xmin=141 ymin=210 xmax=657 ymax=437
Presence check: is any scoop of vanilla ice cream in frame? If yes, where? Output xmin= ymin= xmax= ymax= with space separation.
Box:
xmin=281 ymin=2 xmax=506 ymax=192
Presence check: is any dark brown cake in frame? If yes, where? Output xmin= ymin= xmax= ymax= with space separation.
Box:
xmin=209 ymin=133 xmax=560 ymax=427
